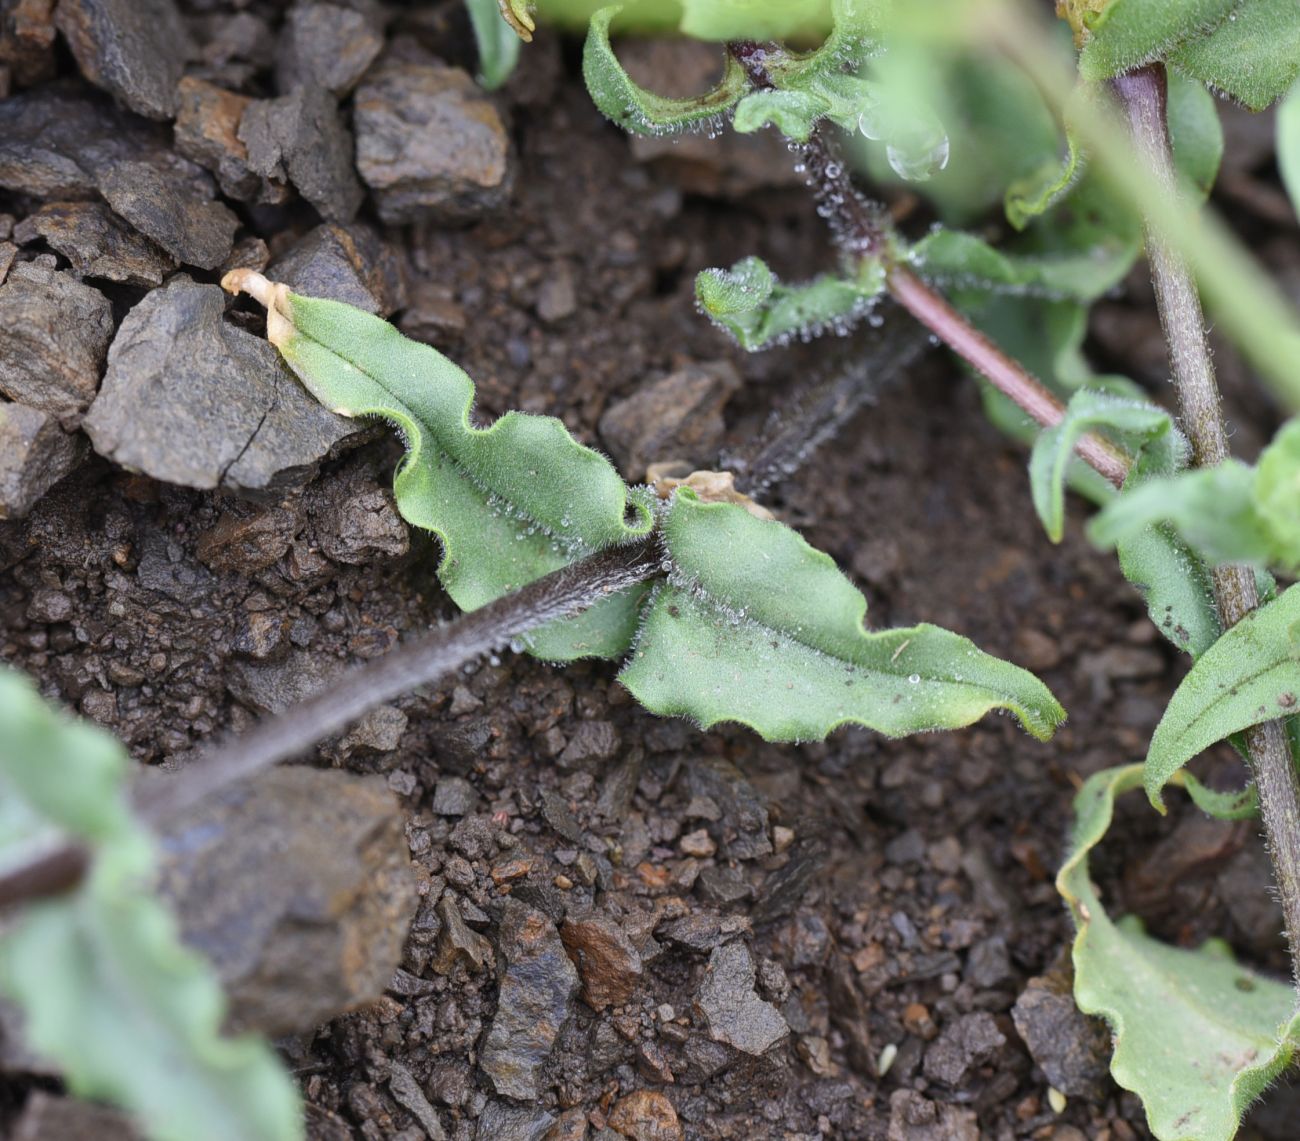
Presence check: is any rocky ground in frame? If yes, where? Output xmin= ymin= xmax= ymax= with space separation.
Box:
xmin=2 ymin=2 xmax=1299 ymax=1140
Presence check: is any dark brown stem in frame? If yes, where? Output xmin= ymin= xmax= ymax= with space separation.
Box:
xmin=0 ymin=845 xmax=90 ymax=909
xmin=1115 ymin=62 xmax=1300 ymax=985
xmin=728 ymin=42 xmax=1129 ymax=489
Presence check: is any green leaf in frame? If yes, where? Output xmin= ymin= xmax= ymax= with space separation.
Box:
xmin=1059 ymin=762 xmax=1300 ymax=1141
xmin=1165 ymin=70 xmax=1225 ymax=198
xmin=227 ymin=272 xmax=654 ymax=661
xmin=0 ymin=668 xmax=302 ymax=1141
xmin=1281 ymin=80 xmax=1300 ymax=213
xmin=619 ymin=491 xmax=1066 ymax=741
xmin=1088 ymin=459 xmax=1275 ymax=566
xmin=1143 ymin=583 xmax=1300 ymax=809
xmin=1169 ymin=0 xmax=1300 ymax=111
xmin=581 ymin=3 xmax=750 ymax=136
xmin=1028 ymin=389 xmax=1178 ymax=543
xmin=695 ymin=256 xmax=886 ymax=351
xmin=1078 ymin=0 xmax=1241 ymax=83
xmin=1255 ymin=418 xmax=1300 ymax=567
xmin=465 ymin=0 xmax=523 ymax=89
xmin=678 ymin=0 xmax=832 ymax=41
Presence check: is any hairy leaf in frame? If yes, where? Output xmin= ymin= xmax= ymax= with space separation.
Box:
xmin=679 ymin=0 xmax=832 ymax=41
xmin=1060 ymin=762 xmax=1300 ymax=1141
xmin=1169 ymin=0 xmax=1300 ymax=111
xmin=695 ymin=256 xmax=886 ymax=351
xmin=1282 ymin=81 xmax=1300 ymax=213
xmin=1078 ymin=0 xmax=1241 ymax=83
xmin=1255 ymin=418 xmax=1300 ymax=566
xmin=1144 ymin=583 xmax=1300 ymax=808
xmin=465 ymin=0 xmax=523 ymax=88
xmin=0 ymin=669 xmax=302 ymax=1141
xmin=620 ymin=492 xmax=1066 ymax=741
xmin=223 ymin=271 xmax=654 ymax=661
xmin=582 ymin=3 xmax=750 ymax=136
xmin=1029 ymin=389 xmax=1178 ymax=542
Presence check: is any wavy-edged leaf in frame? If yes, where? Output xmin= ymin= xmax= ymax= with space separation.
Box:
xmin=1143 ymin=583 xmax=1300 ymax=808
xmin=1029 ymin=389 xmax=1178 ymax=543
xmin=695 ymin=256 xmax=885 ymax=351
xmin=1281 ymin=80 xmax=1300 ymax=213
xmin=582 ymin=3 xmax=750 ymax=136
xmin=1169 ymin=0 xmax=1300 ymax=111
xmin=1060 ymin=762 xmax=1300 ymax=1141
xmin=1078 ymin=0 xmax=1241 ymax=83
xmin=225 ymin=272 xmax=654 ymax=661
xmin=465 ymin=0 xmax=523 ymax=89
xmin=0 ymin=668 xmax=302 ymax=1141
xmin=619 ymin=491 xmax=1065 ymax=741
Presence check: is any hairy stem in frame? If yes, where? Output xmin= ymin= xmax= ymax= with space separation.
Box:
xmin=1115 ymin=63 xmax=1300 ymax=986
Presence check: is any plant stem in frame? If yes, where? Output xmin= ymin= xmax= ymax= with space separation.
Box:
xmin=1115 ymin=62 xmax=1300 ymax=985
xmin=0 ymin=845 xmax=89 ymax=909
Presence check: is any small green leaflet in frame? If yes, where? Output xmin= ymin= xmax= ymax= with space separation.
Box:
xmin=582 ymin=4 xmax=750 ymax=136
xmin=0 ymin=668 xmax=302 ymax=1141
xmin=1077 ymin=0 xmax=1241 ymax=84
xmin=1281 ymin=80 xmax=1300 ymax=213
xmin=1254 ymin=417 xmax=1300 ymax=563
xmin=1060 ymin=763 xmax=1300 ymax=1141
xmin=1168 ymin=0 xmax=1300 ymax=111
xmin=223 ymin=269 xmax=654 ymax=662
xmin=621 ymin=491 xmax=1066 ymax=741
xmin=694 ymin=255 xmax=886 ymax=351
xmin=226 ymin=272 xmax=1065 ymax=747
xmin=1143 ymin=583 xmax=1300 ymax=809
xmin=1028 ymin=389 xmax=1178 ymax=543
xmin=465 ymin=0 xmax=523 ymax=90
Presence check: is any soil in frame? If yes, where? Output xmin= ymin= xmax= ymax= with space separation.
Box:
xmin=2 ymin=4 xmax=1299 ymax=1140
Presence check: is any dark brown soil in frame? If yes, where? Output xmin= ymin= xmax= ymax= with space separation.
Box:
xmin=2 ymin=5 xmax=1299 ymax=1141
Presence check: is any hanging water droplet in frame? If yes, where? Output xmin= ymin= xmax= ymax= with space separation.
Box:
xmin=886 ymin=132 xmax=949 ymax=182
xmin=907 ymin=673 xmax=921 ymax=684
xmin=857 ymin=103 xmax=886 ymax=141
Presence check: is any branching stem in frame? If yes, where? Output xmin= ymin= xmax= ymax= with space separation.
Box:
xmin=1114 ymin=63 xmax=1300 ymax=986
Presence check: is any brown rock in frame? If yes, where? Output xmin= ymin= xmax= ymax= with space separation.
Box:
xmin=354 ymin=52 xmax=511 ymax=225
xmin=55 ymin=0 xmax=193 ymax=120
xmin=155 ymin=765 xmax=417 ymax=1035
xmin=598 ymin=361 xmax=740 ymax=482
xmin=607 ymin=1090 xmax=682 ymax=1141
xmin=0 ymin=0 xmax=57 ymax=90
xmin=174 ymin=76 xmax=284 ymax=204
xmin=542 ymin=1108 xmax=589 ymax=1141
xmin=14 ymin=201 xmax=176 ymax=286
xmin=195 ymin=505 xmax=302 ymax=573
xmin=560 ymin=914 xmax=644 ymax=1010
xmin=887 ymin=1090 xmax=978 ymax=1141
xmin=0 ymin=401 xmax=87 ymax=519
xmin=0 ymin=262 xmax=112 ymax=426
xmin=433 ymin=893 xmax=492 ymax=973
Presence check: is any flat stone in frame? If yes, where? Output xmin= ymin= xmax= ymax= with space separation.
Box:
xmin=268 ymin=222 xmax=405 ymax=315
xmin=11 ymin=1091 xmax=139 ymax=1141
xmin=0 ymin=402 xmax=87 ymax=519
xmin=560 ymin=914 xmax=644 ymax=1010
xmin=432 ymin=776 xmax=478 ymax=816
xmin=607 ymin=1090 xmax=682 ymax=1141
xmin=240 ymin=83 xmax=363 ymax=223
xmin=695 ymin=942 xmax=788 ymax=1056
xmin=476 ymin=1103 xmax=556 ymax=1141
xmin=277 ymin=1 xmax=384 ymax=97
xmin=155 ymin=766 xmax=416 ymax=1034
xmin=433 ymin=893 xmax=492 ymax=973
xmin=922 ymin=1012 xmax=1006 ymax=1086
xmin=479 ymin=899 xmax=579 ymax=1100
xmin=84 ymin=277 xmax=355 ymax=493
xmin=55 ymin=0 xmax=192 ymax=119
xmin=1011 ymin=972 xmax=1110 ymax=1099
xmin=195 ymin=504 xmax=303 ymax=574
xmin=0 ymin=84 xmax=161 ymax=199
xmin=354 ymin=53 xmax=510 ymax=225
xmin=388 ymin=1061 xmax=448 ymax=1141
xmin=0 ymin=0 xmax=58 ymax=90
xmin=695 ymin=865 xmax=753 ymax=908
xmin=315 ymin=483 xmax=408 ymax=564
xmin=0 ymin=262 xmax=112 ymax=426
xmin=174 ymin=76 xmax=284 ymax=204
xmin=886 ymin=1090 xmax=978 ymax=1141
xmin=598 ymin=361 xmax=740 ymax=480
xmin=14 ymin=200 xmax=176 ymax=285
xmin=97 ymin=158 xmax=239 ymax=270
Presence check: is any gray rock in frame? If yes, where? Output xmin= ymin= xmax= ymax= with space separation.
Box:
xmin=684 ymin=758 xmax=771 ymax=860
xmin=540 ymin=788 xmax=584 ymax=843
xmin=479 ymin=900 xmax=579 ymax=1100
xmin=315 ymin=483 xmax=408 ymax=564
xmin=433 ymin=893 xmax=492 ymax=973
xmin=598 ymin=361 xmax=740 ymax=481
xmin=0 ymin=262 xmax=112 ymax=426
xmin=97 ymin=158 xmax=239 ymax=270
xmin=475 ymin=1102 xmax=555 ymax=1141
xmin=14 ymin=201 xmax=176 ymax=286
xmin=696 ymin=865 xmax=753 ymax=908
xmin=0 ymin=85 xmax=160 ymax=199
xmin=965 ymin=935 xmax=1013 ymax=989
xmin=173 ymin=76 xmax=283 ymax=204
xmin=559 ymin=719 xmax=621 ymax=771
xmin=277 ymin=1 xmax=384 ymax=97
xmin=1011 ymin=973 xmax=1110 ymax=1098
xmin=387 ymin=1061 xmax=447 ymax=1141
xmin=0 ymin=402 xmax=88 ymax=519
xmin=432 ymin=776 xmax=478 ymax=816
xmin=886 ymin=1090 xmax=978 ymax=1141
xmin=695 ymin=942 xmax=788 ymax=1056
xmin=268 ymin=222 xmax=405 ymax=315
xmin=658 ymin=911 xmax=749 ymax=953
xmin=752 ymin=834 xmax=827 ymax=923
xmin=354 ymin=53 xmax=510 ymax=225
xmin=11 ymin=1091 xmax=139 ymax=1141
xmin=240 ymin=83 xmax=363 ymax=223
xmin=155 ymin=766 xmax=416 ymax=1035
xmin=54 ymin=0 xmax=193 ymax=120
xmin=84 ymin=277 xmax=355 ymax=493
xmin=922 ymin=1012 xmax=1006 ymax=1086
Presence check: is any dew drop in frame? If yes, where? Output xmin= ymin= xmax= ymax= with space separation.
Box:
xmin=886 ymin=133 xmax=950 ymax=182
xmin=908 ymin=673 xmax=921 ymax=684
